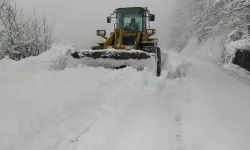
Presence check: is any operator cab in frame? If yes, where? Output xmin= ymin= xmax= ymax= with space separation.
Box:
xmin=107 ymin=7 xmax=155 ymax=33
xmin=117 ymin=7 xmax=144 ymax=32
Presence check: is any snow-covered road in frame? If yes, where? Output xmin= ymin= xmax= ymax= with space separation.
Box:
xmin=1 ymin=44 xmax=250 ymax=150
xmin=180 ymin=58 xmax=250 ymax=150
xmin=65 ymin=76 xmax=186 ymax=150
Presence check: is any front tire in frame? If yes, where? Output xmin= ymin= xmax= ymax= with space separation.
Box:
xmin=155 ymin=47 xmax=161 ymax=77
xmin=143 ymin=46 xmax=162 ymax=77
xmin=142 ymin=46 xmax=156 ymax=53
xmin=91 ymin=46 xmax=101 ymax=50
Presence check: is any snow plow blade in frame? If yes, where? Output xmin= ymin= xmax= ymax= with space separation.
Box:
xmin=70 ymin=50 xmax=152 ymax=60
xmin=67 ymin=49 xmax=161 ymax=77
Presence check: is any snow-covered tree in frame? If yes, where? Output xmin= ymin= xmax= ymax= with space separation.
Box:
xmin=173 ymin=0 xmax=250 ymax=51
xmin=170 ymin=0 xmax=214 ymax=50
xmin=0 ymin=0 xmax=53 ymax=60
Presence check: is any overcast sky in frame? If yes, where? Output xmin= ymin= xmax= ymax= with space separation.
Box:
xmin=15 ymin=0 xmax=177 ymax=49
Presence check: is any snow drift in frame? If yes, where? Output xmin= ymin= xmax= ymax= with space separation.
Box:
xmin=1 ymin=43 xmax=250 ymax=150
xmin=0 ymin=44 xmax=189 ymax=150
xmin=33 ymin=45 xmax=190 ymax=78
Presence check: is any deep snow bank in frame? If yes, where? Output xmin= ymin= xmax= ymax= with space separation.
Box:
xmin=0 ymin=44 xmax=189 ymax=150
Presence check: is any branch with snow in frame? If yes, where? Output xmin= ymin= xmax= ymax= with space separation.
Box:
xmin=172 ymin=0 xmax=250 ymax=51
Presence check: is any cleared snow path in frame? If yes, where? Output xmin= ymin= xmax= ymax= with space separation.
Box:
xmin=63 ymin=77 xmax=188 ymax=150
xmin=178 ymin=56 xmax=250 ymax=150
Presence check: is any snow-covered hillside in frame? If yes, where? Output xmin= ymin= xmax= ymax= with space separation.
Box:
xmin=1 ymin=43 xmax=250 ymax=150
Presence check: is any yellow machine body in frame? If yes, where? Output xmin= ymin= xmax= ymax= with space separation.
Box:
xmin=97 ymin=28 xmax=156 ymax=50
xmin=70 ymin=7 xmax=162 ymax=77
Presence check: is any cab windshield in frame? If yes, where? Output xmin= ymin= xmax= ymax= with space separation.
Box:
xmin=117 ymin=8 xmax=144 ymax=32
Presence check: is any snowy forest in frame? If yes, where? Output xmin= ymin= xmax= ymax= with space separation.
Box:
xmin=172 ymin=0 xmax=250 ymax=50
xmin=0 ymin=0 xmax=53 ymax=60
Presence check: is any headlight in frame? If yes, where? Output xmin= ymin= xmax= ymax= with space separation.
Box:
xmin=146 ymin=29 xmax=155 ymax=35
xmin=96 ymin=30 xmax=106 ymax=36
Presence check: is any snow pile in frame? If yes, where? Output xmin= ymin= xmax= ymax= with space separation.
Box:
xmin=0 ymin=44 xmax=76 ymax=71
xmin=39 ymin=44 xmax=76 ymax=70
xmin=66 ymin=48 xmax=190 ymax=79
xmin=28 ymin=45 xmax=190 ymax=79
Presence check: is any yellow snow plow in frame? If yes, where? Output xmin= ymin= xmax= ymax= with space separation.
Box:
xmin=70 ymin=7 xmax=162 ymax=76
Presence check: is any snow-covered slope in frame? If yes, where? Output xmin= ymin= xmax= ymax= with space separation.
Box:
xmin=1 ymin=43 xmax=250 ymax=150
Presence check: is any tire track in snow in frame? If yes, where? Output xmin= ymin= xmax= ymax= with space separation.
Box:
xmin=61 ymin=72 xmax=190 ymax=150
xmin=172 ymin=78 xmax=191 ymax=150
xmin=155 ymin=76 xmax=192 ymax=150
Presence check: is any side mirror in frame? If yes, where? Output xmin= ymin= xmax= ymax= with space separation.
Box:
xmin=149 ymin=14 xmax=155 ymax=21
xmin=97 ymin=30 xmax=106 ymax=36
xmin=248 ymin=25 xmax=250 ymax=36
xmin=107 ymin=16 xmax=111 ymax=23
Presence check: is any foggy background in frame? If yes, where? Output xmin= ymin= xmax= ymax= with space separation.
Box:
xmin=15 ymin=0 xmax=177 ymax=49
